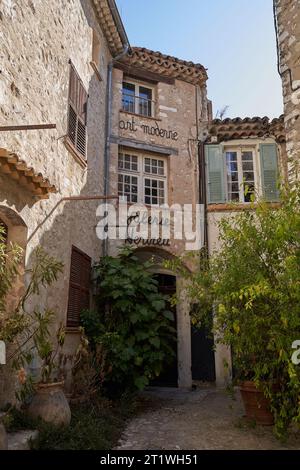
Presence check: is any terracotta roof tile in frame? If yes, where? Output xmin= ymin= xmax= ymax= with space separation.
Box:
xmin=208 ymin=115 xmax=285 ymax=143
xmin=120 ymin=47 xmax=208 ymax=85
xmin=0 ymin=148 xmax=57 ymax=199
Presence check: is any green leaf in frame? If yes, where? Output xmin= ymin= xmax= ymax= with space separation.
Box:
xmin=149 ymin=337 xmax=160 ymax=348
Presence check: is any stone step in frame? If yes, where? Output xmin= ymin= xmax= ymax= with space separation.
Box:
xmin=7 ymin=430 xmax=38 ymax=450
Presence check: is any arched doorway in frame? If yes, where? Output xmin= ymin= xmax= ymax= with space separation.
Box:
xmin=151 ymin=273 xmax=178 ymax=387
xmin=0 ymin=206 xmax=27 ymax=407
xmin=0 ymin=206 xmax=27 ymax=252
xmin=134 ymin=247 xmax=192 ymax=389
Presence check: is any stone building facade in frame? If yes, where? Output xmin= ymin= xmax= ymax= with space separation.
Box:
xmin=275 ymin=0 xmax=300 ymax=177
xmin=0 ymin=0 xmax=291 ymax=402
xmin=0 ymin=0 xmax=128 ymax=405
xmin=108 ymin=48 xmax=230 ymax=388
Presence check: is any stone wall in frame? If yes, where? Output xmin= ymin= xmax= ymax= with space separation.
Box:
xmin=110 ymin=67 xmax=209 ymax=259
xmin=0 ymin=0 xmax=112 ymax=404
xmin=276 ymin=0 xmax=300 ymax=177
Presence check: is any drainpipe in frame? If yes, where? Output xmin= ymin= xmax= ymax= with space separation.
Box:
xmin=103 ymin=0 xmax=130 ymax=256
xmin=195 ymin=85 xmax=209 ymax=253
xmin=198 ymin=141 xmax=208 ymax=251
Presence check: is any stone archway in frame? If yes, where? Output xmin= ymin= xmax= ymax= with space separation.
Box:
xmin=134 ymin=247 xmax=193 ymax=389
xmin=0 ymin=206 xmax=28 ymax=312
xmin=0 ymin=205 xmax=27 ymax=250
xmin=0 ymin=206 xmax=28 ymax=407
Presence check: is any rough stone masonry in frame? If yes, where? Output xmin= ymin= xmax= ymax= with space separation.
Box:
xmin=276 ymin=0 xmax=300 ymax=178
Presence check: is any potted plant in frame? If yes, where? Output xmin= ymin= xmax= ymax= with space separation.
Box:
xmin=0 ymin=241 xmax=70 ymax=427
xmin=168 ymin=183 xmax=300 ymax=438
xmin=27 ymin=317 xmax=71 ymax=427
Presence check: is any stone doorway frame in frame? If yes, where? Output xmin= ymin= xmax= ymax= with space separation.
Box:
xmin=134 ymin=247 xmax=193 ymax=389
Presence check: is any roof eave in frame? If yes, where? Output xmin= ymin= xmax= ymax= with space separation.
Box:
xmin=92 ymin=0 xmax=130 ymax=56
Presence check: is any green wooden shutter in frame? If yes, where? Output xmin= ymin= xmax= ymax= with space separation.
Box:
xmin=260 ymin=144 xmax=280 ymax=201
xmin=205 ymin=145 xmax=226 ymax=203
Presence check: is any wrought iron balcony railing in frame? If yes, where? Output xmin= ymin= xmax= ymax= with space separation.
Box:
xmin=122 ymin=93 xmax=155 ymax=118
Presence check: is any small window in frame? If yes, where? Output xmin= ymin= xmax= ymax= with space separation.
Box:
xmin=122 ymin=81 xmax=154 ymax=117
xmin=67 ymin=62 xmax=88 ymax=159
xmin=206 ymin=143 xmax=279 ymax=204
xmin=66 ymin=246 xmax=91 ymax=328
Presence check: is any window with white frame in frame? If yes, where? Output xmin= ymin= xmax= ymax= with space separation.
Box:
xmin=206 ymin=143 xmax=279 ymax=204
xmin=122 ymin=81 xmax=154 ymax=117
xmin=118 ymin=152 xmax=167 ymax=205
xmin=226 ymin=148 xmax=256 ymax=203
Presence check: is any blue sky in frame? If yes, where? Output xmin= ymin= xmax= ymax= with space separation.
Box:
xmin=116 ymin=0 xmax=283 ymax=119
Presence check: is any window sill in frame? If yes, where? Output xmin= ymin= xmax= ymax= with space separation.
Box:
xmin=64 ymin=137 xmax=87 ymax=169
xmin=90 ymin=61 xmax=103 ymax=82
xmin=207 ymin=202 xmax=281 ymax=212
xmin=120 ymin=109 xmax=161 ymax=122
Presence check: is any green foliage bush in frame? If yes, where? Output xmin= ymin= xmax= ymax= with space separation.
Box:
xmin=169 ymin=183 xmax=300 ymax=438
xmin=0 ymin=228 xmax=64 ymax=399
xmin=81 ymin=247 xmax=176 ymax=392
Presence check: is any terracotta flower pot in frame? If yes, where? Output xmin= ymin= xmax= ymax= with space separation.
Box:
xmin=240 ymin=380 xmax=274 ymax=425
xmin=28 ymin=381 xmax=71 ymax=427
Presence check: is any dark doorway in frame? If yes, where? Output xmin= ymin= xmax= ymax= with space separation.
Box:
xmin=151 ymin=273 xmax=178 ymax=387
xmin=191 ymin=324 xmax=216 ymax=382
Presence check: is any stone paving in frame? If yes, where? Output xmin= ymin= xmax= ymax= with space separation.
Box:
xmin=116 ymin=387 xmax=300 ymax=450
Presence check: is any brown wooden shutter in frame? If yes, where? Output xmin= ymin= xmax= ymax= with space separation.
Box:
xmin=68 ymin=62 xmax=88 ymax=159
xmin=66 ymin=246 xmax=91 ymax=327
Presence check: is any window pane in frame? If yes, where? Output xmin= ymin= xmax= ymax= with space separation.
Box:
xmin=139 ymin=86 xmax=152 ymax=101
xmin=229 ymin=193 xmax=240 ymax=202
xmin=242 ymin=151 xmax=253 ymax=161
xmin=227 ymin=151 xmax=240 ymax=201
xmin=118 ymin=155 xmax=124 ymax=170
xmin=123 ymin=82 xmax=135 ymax=94
xmin=118 ymin=172 xmax=139 ymax=203
xmin=118 ymin=153 xmax=138 ymax=172
xmin=241 ymin=151 xmax=255 ymax=202
xmin=139 ymin=86 xmax=152 ymax=117
xmin=144 ymin=178 xmax=165 ymax=205
xmin=242 ymin=161 xmax=254 ymax=171
xmin=144 ymin=157 xmax=165 ymax=176
xmin=122 ymin=82 xmax=135 ymax=113
xmin=226 ymin=152 xmax=237 ymax=162
xmin=231 ymin=183 xmax=239 ymax=192
xmin=243 ymin=171 xmax=254 ymax=182
xmin=230 ymin=173 xmax=239 ymax=182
